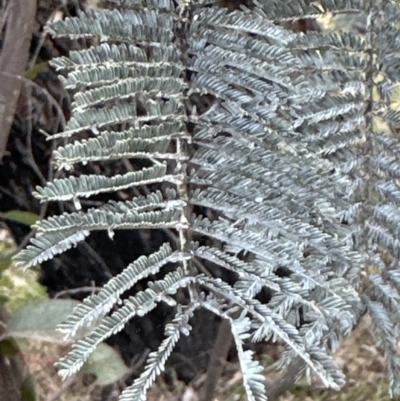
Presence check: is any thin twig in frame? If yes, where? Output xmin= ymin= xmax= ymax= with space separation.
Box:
xmin=81 ymin=241 xmax=113 ymax=279
xmin=25 ymin=85 xmax=48 ymax=186
xmin=28 ymin=8 xmax=59 ymax=71
xmin=201 ymin=319 xmax=233 ymax=401
xmin=54 ymin=285 xmax=103 ymax=299
xmin=0 ymin=70 xmax=68 ymax=132
xmin=0 ymin=1 xmax=10 ymax=34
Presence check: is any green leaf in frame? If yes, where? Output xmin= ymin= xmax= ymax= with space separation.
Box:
xmin=24 ymin=62 xmax=48 ymax=81
xmin=82 ymin=342 xmax=130 ymax=386
xmin=0 ymin=257 xmax=12 ymax=275
xmin=0 ymin=338 xmax=20 ymax=358
xmin=20 ymin=375 xmax=37 ymax=401
xmin=4 ymin=211 xmax=40 ymax=227
xmin=6 ymin=299 xmax=79 ymax=342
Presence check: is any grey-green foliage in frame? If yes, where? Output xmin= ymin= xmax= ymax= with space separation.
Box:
xmin=14 ymin=0 xmax=400 ymax=399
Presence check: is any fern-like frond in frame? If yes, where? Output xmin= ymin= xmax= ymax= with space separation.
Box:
xmin=53 ymin=122 xmax=186 ymax=170
xmin=35 ymin=206 xmax=184 ymax=234
xmin=197 ymin=275 xmax=340 ymax=388
xmin=34 ymin=191 xmax=184 ymax=233
xmin=118 ymin=304 xmax=198 ymax=401
xmin=17 ymin=206 xmax=185 ymax=270
xmin=255 ymin=0 xmax=367 ymax=21
xmin=366 ymin=297 xmax=400 ymax=396
xmin=194 ymin=245 xmax=311 ymax=307
xmin=56 ymin=267 xmax=195 ymax=379
xmin=47 ymin=9 xmax=173 ymax=44
xmin=52 ymin=99 xmax=182 ymax=139
xmin=51 ymin=43 xmax=178 ymax=72
xmin=33 ymin=165 xmax=172 ymax=203
xmin=72 ymin=77 xmax=185 ymax=112
xmin=60 ymin=62 xmax=183 ymax=90
xmin=56 ymin=243 xmax=191 ymax=338
xmin=230 ymin=317 xmax=268 ymax=401
xmin=14 ymin=230 xmax=90 ymax=269
xmin=105 ymin=0 xmax=174 ymax=11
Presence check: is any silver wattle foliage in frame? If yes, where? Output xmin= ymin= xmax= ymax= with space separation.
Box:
xmin=15 ymin=0 xmax=400 ymax=399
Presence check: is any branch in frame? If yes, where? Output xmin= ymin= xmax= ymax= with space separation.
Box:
xmin=201 ymin=319 xmax=233 ymax=401
xmin=0 ymin=0 xmax=37 ymax=161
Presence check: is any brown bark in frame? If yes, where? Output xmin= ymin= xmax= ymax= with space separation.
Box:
xmin=0 ymin=0 xmax=37 ymax=161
